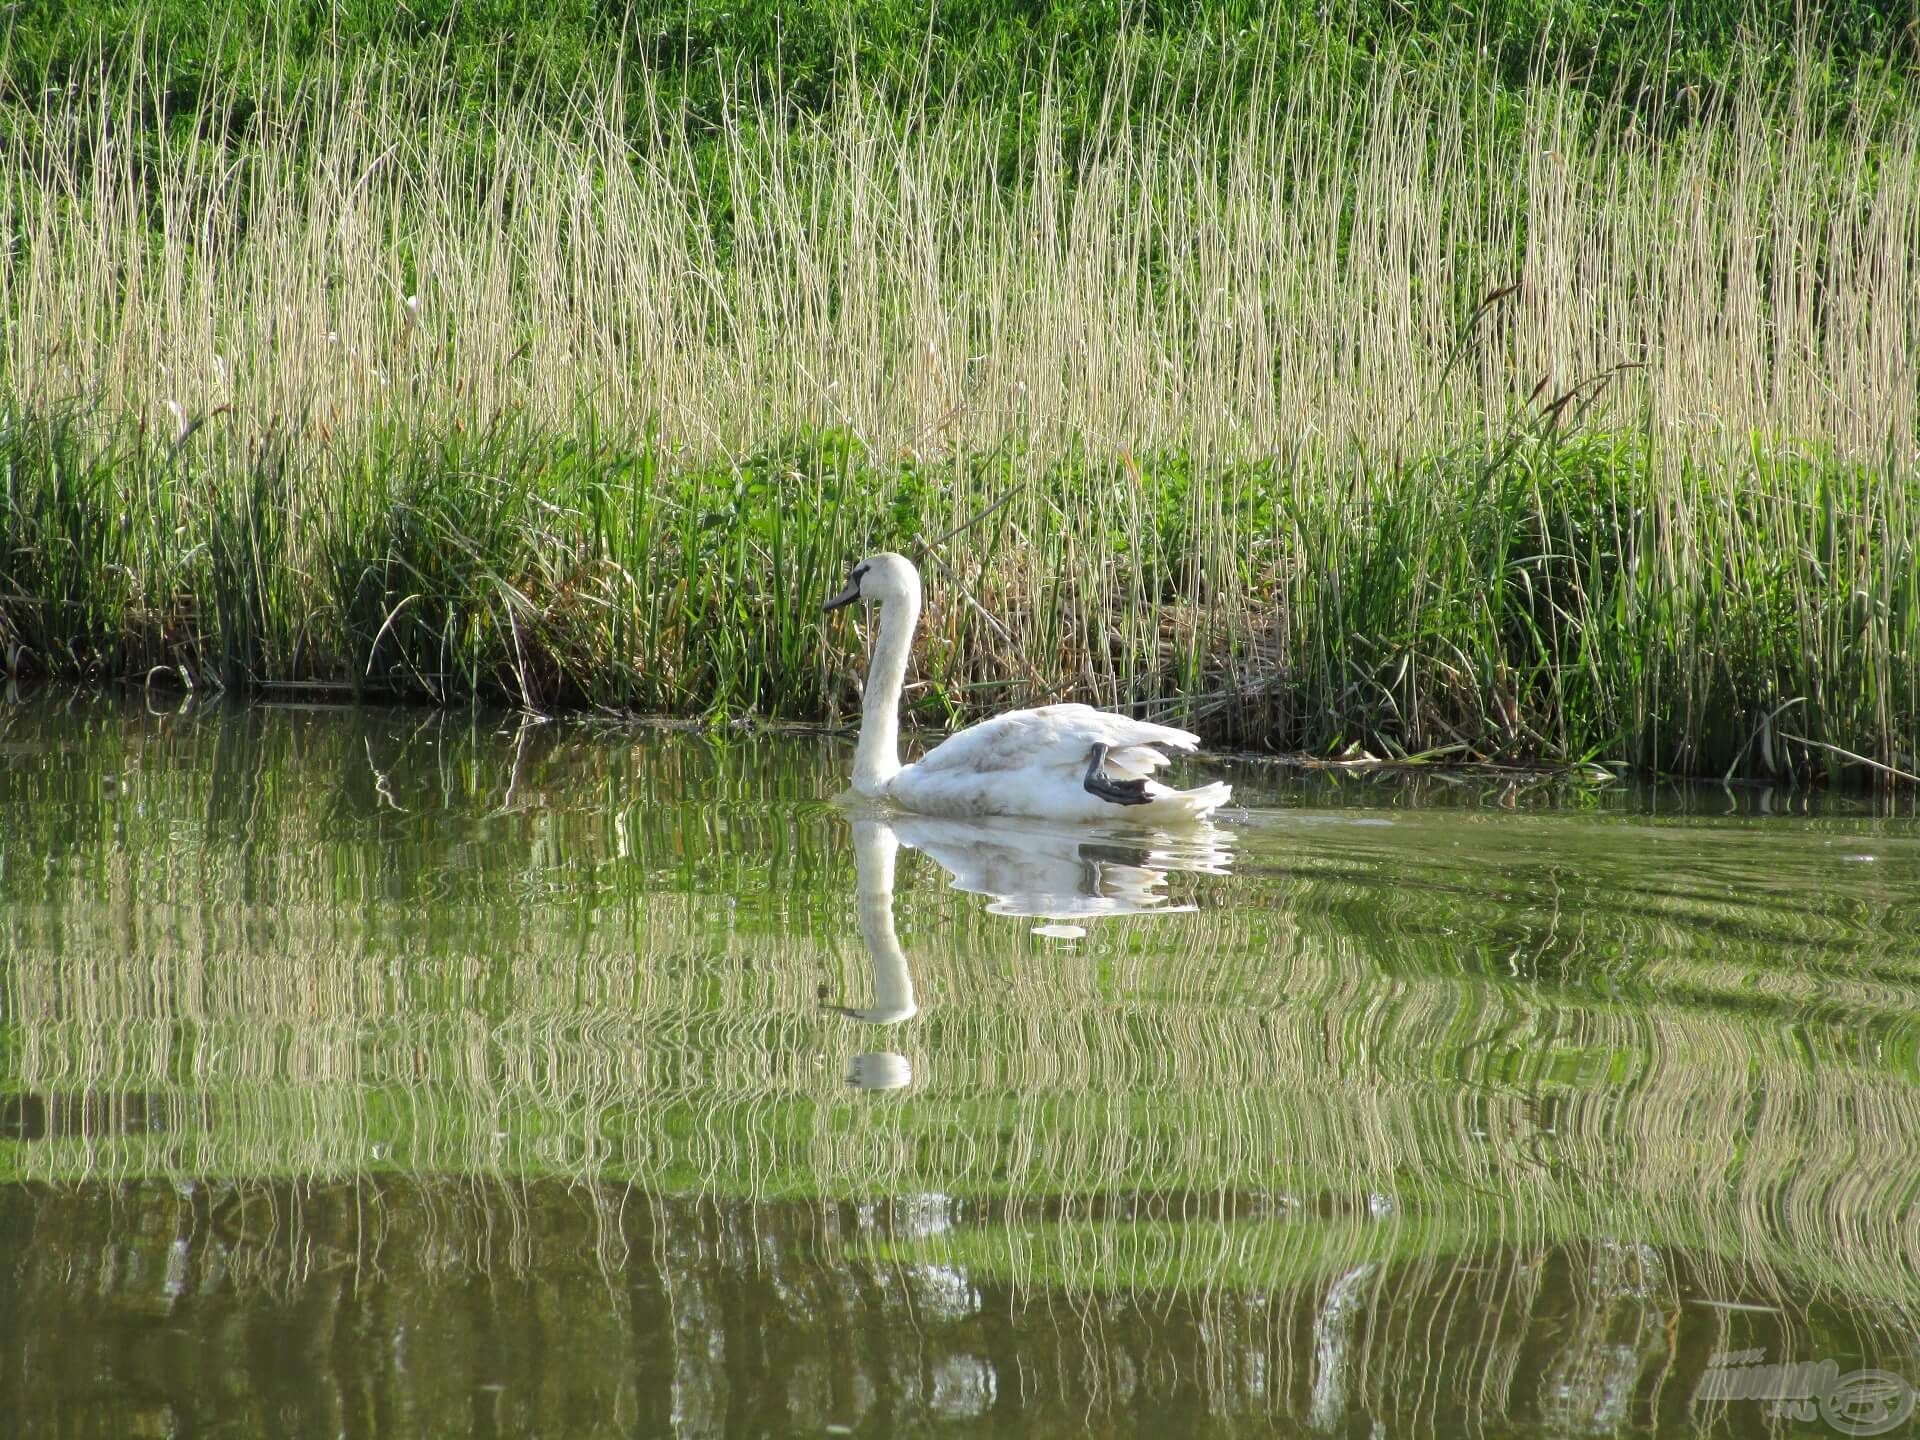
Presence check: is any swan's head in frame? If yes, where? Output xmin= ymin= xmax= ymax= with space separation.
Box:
xmin=823 ymin=552 xmax=920 ymax=614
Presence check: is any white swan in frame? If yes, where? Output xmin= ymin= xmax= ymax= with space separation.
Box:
xmin=824 ymin=553 xmax=1232 ymax=823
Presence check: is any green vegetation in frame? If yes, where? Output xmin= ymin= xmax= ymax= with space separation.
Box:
xmin=2 ymin=5 xmax=1917 ymax=779
xmin=6 ymin=0 xmax=1910 ymax=127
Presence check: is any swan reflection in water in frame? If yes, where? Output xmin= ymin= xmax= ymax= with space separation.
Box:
xmin=833 ymin=814 xmax=1233 ymax=1090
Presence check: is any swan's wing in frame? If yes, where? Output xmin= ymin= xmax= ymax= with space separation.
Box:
xmin=910 ymin=704 xmax=1200 ymax=779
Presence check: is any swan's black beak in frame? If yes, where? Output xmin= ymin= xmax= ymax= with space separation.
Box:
xmin=823 ymin=566 xmax=865 ymax=614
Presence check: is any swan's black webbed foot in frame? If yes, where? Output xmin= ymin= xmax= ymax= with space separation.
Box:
xmin=1084 ymin=742 xmax=1152 ymax=806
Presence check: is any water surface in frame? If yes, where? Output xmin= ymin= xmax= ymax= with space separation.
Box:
xmin=2 ymin=693 xmax=1917 ymax=1437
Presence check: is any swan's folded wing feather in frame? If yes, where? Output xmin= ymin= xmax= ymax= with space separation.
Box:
xmin=910 ymin=703 xmax=1200 ymax=777
xmin=1102 ymin=744 xmax=1180 ymax=779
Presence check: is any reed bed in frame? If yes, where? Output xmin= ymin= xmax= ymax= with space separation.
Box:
xmin=1 ymin=31 xmax=1917 ymax=778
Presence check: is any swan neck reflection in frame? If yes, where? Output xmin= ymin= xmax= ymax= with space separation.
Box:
xmin=833 ymin=813 xmax=1233 ymax=1092
xmin=836 ymin=821 xmax=917 ymax=1025
xmin=839 ymin=820 xmax=918 ymax=1092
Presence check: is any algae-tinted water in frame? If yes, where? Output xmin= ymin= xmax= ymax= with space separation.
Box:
xmin=1 ymin=693 xmax=1916 ymax=1438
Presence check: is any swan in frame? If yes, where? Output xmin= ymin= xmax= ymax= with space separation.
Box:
xmin=824 ymin=553 xmax=1232 ymax=823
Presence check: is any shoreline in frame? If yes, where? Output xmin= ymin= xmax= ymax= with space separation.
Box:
xmin=8 ymin=680 xmax=1917 ymax=797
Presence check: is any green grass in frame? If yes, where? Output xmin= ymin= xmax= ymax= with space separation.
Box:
xmin=1 ymin=13 xmax=1917 ymax=780
xmin=4 ymin=406 xmax=1913 ymax=780
xmin=6 ymin=1 xmax=1910 ymax=129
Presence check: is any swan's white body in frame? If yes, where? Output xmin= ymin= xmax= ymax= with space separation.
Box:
xmin=828 ymin=554 xmax=1231 ymax=824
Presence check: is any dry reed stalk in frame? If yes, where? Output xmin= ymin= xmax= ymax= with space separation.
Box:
xmin=7 ymin=46 xmax=1914 ymax=477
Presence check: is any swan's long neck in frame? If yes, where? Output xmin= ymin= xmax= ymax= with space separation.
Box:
xmin=853 ymin=588 xmax=918 ymax=794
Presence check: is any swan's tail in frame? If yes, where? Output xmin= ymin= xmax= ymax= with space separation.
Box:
xmin=1142 ymin=780 xmax=1232 ymax=823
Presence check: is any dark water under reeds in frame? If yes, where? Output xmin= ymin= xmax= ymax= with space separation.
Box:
xmin=2 ymin=692 xmax=1917 ymax=1438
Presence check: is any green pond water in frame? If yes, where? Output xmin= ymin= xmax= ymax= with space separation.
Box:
xmin=2 ymin=692 xmax=1917 ymax=1439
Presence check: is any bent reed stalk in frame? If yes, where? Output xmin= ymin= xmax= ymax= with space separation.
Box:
xmin=1 ymin=33 xmax=1916 ymax=779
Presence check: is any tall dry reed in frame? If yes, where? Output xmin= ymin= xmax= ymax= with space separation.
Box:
xmin=9 ymin=46 xmax=1914 ymax=464
xmin=2 ymin=36 xmax=1916 ymax=774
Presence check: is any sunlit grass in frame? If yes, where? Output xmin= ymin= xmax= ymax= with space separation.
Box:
xmin=0 ymin=32 xmax=1915 ymax=777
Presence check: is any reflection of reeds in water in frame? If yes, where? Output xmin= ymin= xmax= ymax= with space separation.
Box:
xmin=0 ymin=1176 xmax=1908 ymax=1436
xmin=2 ymin=696 xmax=1918 ymax=1426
